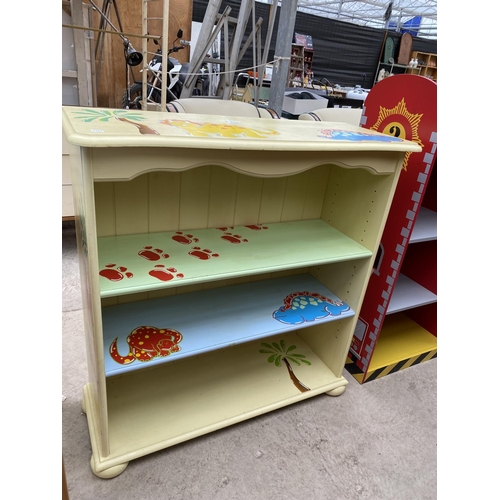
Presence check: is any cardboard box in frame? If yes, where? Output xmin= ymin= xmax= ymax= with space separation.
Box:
xmin=282 ymin=91 xmax=328 ymax=115
xmin=295 ymin=33 xmax=313 ymax=49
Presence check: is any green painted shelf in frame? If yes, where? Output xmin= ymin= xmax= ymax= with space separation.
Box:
xmin=98 ymin=219 xmax=372 ymax=298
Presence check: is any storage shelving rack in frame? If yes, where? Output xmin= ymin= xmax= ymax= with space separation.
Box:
xmin=346 ymin=74 xmax=437 ymax=383
xmin=62 ymin=106 xmax=420 ymax=478
xmin=406 ymin=51 xmax=437 ymax=82
xmin=287 ymin=43 xmax=305 ymax=87
xmin=373 ymin=60 xmax=414 ymax=86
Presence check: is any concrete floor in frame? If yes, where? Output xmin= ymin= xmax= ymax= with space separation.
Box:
xmin=62 ymin=221 xmax=437 ymax=500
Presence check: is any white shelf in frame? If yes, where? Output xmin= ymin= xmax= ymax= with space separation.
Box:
xmin=102 ymin=273 xmax=354 ymax=377
xmin=98 ymin=220 xmax=372 ymax=298
xmin=387 ymin=273 xmax=437 ymax=314
xmin=410 ymin=207 xmax=437 ymax=243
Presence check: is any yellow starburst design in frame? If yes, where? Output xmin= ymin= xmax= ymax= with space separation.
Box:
xmin=370 ymin=98 xmax=423 ymax=170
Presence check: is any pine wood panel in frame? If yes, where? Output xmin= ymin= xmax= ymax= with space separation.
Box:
xmin=281 ymin=170 xmax=311 ymax=221
xmin=94 ymin=165 xmax=368 ymax=239
xmin=179 ymin=168 xmax=211 ymax=229
xmin=234 ymin=175 xmax=264 ymax=226
xmin=91 ymin=0 xmax=193 ymax=109
xmin=114 ymin=176 xmax=149 ymax=235
xmin=94 ymin=183 xmax=116 ymax=236
xmin=207 ymin=166 xmax=238 ymax=227
xmin=259 ymin=177 xmax=287 ymax=223
xmin=303 ymin=165 xmax=331 ymax=219
xmin=148 ymin=171 xmax=181 ymax=233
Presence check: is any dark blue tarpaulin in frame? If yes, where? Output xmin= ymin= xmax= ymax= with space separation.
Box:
xmin=192 ymin=1 xmax=437 ymax=88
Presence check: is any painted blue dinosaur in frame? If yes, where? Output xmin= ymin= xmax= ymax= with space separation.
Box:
xmin=272 ymin=291 xmax=350 ymax=325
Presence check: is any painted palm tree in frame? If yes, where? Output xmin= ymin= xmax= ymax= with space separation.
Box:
xmin=71 ymin=108 xmax=159 ymax=135
xmin=260 ymin=340 xmax=311 ymax=393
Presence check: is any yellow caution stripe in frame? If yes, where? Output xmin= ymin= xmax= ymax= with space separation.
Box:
xmin=364 ymin=349 xmax=437 ymax=383
xmin=344 ymin=355 xmax=366 ymax=384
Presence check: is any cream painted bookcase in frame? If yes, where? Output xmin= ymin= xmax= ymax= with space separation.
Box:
xmin=62 ymin=106 xmax=420 ymax=478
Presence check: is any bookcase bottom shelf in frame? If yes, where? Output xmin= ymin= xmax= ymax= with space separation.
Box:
xmin=83 ymin=331 xmax=346 ymax=478
xmin=346 ymin=313 xmax=437 ymax=384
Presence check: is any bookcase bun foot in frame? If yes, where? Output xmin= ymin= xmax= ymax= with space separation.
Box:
xmin=325 ymin=385 xmax=346 ymax=397
xmin=90 ymin=456 xmax=128 ymax=480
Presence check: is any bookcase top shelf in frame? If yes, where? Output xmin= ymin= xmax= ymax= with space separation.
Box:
xmin=98 ymin=220 xmax=372 ymax=298
xmin=62 ymin=106 xmax=421 ymax=154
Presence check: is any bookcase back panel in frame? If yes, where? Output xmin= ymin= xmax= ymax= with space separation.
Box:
xmin=101 ymin=267 xmax=309 ymax=307
xmin=94 ymin=166 xmax=331 ymax=238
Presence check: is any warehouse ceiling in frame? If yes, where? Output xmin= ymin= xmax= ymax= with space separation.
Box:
xmin=262 ymin=1 xmax=437 ymax=39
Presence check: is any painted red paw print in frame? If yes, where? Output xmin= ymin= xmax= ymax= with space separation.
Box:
xmin=138 ymin=246 xmax=170 ymax=261
xmin=149 ymin=265 xmax=184 ymax=282
xmin=221 ymin=233 xmax=248 ymax=244
xmin=216 ymin=226 xmax=234 ymax=232
xmin=172 ymin=231 xmax=199 ymax=244
xmin=99 ymin=264 xmax=133 ymax=282
xmin=245 ymin=224 xmax=268 ymax=230
xmin=188 ymin=247 xmax=220 ymax=260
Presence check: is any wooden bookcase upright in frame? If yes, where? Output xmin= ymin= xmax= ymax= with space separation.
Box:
xmin=62 ymin=106 xmax=420 ymax=478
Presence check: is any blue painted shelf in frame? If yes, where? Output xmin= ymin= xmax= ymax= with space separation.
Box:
xmin=102 ymin=273 xmax=354 ymax=377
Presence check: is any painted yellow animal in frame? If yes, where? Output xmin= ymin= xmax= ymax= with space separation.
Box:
xmin=161 ymin=118 xmax=280 ymax=139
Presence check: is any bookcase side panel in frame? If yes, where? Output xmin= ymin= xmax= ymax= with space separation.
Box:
xmin=70 ymin=145 xmax=110 ymax=456
xmin=321 ymin=165 xmax=401 ymax=254
xmin=298 ymin=318 xmax=355 ymax=378
xmin=313 ymin=163 xmax=402 ymax=375
xmin=312 ymin=258 xmax=374 ymax=316
xmin=306 ymin=257 xmax=373 ymax=375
